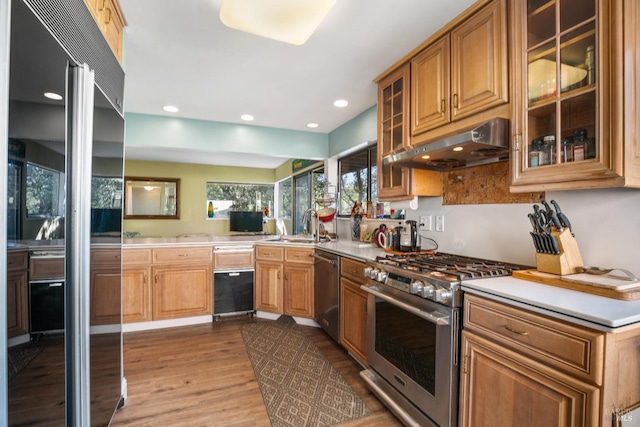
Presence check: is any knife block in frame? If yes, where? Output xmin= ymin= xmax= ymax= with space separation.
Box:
xmin=535 ymin=228 xmax=584 ymax=275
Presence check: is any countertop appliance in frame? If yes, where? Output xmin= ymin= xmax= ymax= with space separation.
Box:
xmin=360 ymin=252 xmax=528 ymax=427
xmin=212 ymin=245 xmax=255 ymax=321
xmin=314 ymin=250 xmax=340 ymax=342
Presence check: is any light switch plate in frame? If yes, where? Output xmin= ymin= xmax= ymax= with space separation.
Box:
xmin=435 ymin=215 xmax=444 ymax=232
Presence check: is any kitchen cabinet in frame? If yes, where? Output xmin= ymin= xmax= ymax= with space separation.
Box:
xmin=90 ymin=248 xmax=122 ymax=325
xmin=255 ymin=245 xmax=314 ymax=318
xmin=376 ymin=64 xmax=443 ymax=201
xmin=122 ymin=246 xmax=213 ymax=322
xmin=84 ymin=0 xmax=126 ymax=62
xmin=459 ymin=293 xmax=640 ymax=426
xmin=7 ymin=249 xmax=28 ymax=337
xmin=510 ymin=0 xmax=640 ymax=191
xmin=339 ymin=257 xmax=368 ymax=366
xmin=411 ymin=0 xmax=508 ymax=136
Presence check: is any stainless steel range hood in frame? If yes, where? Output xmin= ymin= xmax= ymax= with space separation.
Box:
xmin=383 ymin=118 xmax=510 ymax=171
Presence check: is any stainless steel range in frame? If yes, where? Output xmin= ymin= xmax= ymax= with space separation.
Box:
xmin=360 ymin=252 xmax=527 ymax=427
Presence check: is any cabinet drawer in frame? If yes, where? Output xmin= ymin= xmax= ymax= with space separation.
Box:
xmin=285 ymin=247 xmax=314 ymax=264
xmin=464 ymin=294 xmax=605 ymax=385
xmin=29 ymin=256 xmax=65 ymax=280
xmin=91 ymin=249 xmax=122 ymax=266
xmin=152 ymin=246 xmax=212 ymax=264
xmin=340 ymin=257 xmax=367 ymax=284
xmin=214 ymin=251 xmax=255 ymax=270
xmin=123 ymin=248 xmax=152 ymax=265
xmin=255 ymin=245 xmax=284 ymax=261
xmin=8 ymin=250 xmax=28 ymax=272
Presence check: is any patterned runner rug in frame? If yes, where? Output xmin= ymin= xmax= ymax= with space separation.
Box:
xmin=8 ymin=341 xmax=44 ymax=381
xmin=241 ymin=316 xmax=370 ymax=427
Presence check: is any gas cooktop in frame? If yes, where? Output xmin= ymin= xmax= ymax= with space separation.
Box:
xmin=374 ymin=252 xmax=530 ymax=281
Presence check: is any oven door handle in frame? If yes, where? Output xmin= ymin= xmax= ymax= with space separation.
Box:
xmin=361 ymin=285 xmax=451 ymax=326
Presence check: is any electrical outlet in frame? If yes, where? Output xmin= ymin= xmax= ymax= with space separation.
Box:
xmin=419 ymin=215 xmax=432 ymax=231
xmin=435 ymin=215 xmax=445 ymax=232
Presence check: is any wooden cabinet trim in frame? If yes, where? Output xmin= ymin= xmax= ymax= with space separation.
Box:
xmin=340 ymin=257 xmax=367 ymax=284
xmin=214 ymin=251 xmax=255 ymax=270
xmin=91 ymin=248 xmax=122 ymax=266
xmin=340 ymin=277 xmax=368 ymax=366
xmin=123 ymin=248 xmax=152 ymax=265
xmin=7 ymin=250 xmax=28 ymax=272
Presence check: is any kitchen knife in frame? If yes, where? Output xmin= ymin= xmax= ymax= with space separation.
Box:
xmin=547 ymin=209 xmax=564 ymax=232
xmin=528 ymin=213 xmax=544 ymax=253
xmin=550 ymin=200 xmax=574 ymax=236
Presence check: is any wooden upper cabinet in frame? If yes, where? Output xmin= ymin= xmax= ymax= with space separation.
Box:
xmin=84 ymin=0 xmax=126 ymax=62
xmin=411 ymin=0 xmax=508 ymax=136
xmin=377 ymin=64 xmax=413 ymax=200
xmin=510 ymin=0 xmax=640 ymax=191
xmin=451 ymin=0 xmax=508 ymax=121
xmin=412 ymin=36 xmax=451 ymax=134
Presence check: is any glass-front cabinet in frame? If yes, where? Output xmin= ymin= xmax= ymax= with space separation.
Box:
xmin=377 ymin=63 xmax=412 ymax=200
xmin=511 ymin=0 xmax=640 ymax=191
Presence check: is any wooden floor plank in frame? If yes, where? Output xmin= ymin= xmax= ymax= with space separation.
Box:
xmin=111 ymin=317 xmax=402 ymax=426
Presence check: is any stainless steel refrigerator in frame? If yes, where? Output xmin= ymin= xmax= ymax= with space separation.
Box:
xmin=1 ymin=0 xmax=125 ymax=424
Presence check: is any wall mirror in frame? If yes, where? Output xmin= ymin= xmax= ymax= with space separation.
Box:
xmin=124 ymin=177 xmax=180 ymax=219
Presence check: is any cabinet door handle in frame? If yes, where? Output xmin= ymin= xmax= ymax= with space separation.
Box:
xmin=143 ymin=274 xmax=147 ymax=285
xmin=504 ymin=324 xmax=529 ymax=336
xmin=453 ymin=93 xmax=459 ymax=109
xmin=277 ymin=271 xmax=281 ymax=280
xmin=441 ymin=99 xmax=446 ymax=114
xmin=105 ymin=8 xmax=112 ymax=24
xmin=99 ymin=0 xmax=106 ymax=11
xmin=178 ymin=253 xmax=188 ymax=257
xmin=155 ymin=274 xmax=158 ymax=284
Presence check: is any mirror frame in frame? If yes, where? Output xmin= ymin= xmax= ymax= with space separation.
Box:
xmin=123 ymin=176 xmax=180 ymax=219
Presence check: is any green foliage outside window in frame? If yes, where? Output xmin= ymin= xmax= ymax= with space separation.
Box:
xmin=206 ymin=182 xmax=275 ymax=217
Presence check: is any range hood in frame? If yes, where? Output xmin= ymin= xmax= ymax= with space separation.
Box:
xmin=383 ymin=118 xmax=510 ymax=171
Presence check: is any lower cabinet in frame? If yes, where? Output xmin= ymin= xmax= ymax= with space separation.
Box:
xmin=90 ymin=248 xmax=123 ymax=326
xmin=460 ymin=293 xmax=640 ymax=427
xmin=122 ymin=246 xmax=212 ymax=323
xmin=255 ymin=245 xmax=314 ymax=319
xmin=339 ymin=257 xmax=369 ymax=366
xmin=7 ymin=250 xmax=28 ymax=337
xmin=459 ymin=331 xmax=599 ymax=427
xmin=152 ymin=263 xmax=212 ymax=320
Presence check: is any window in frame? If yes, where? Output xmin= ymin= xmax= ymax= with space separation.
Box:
xmin=26 ymin=162 xmax=63 ymax=219
xmin=206 ymin=182 xmax=274 ymax=218
xmin=277 ymin=177 xmax=292 ymax=219
xmin=338 ymin=145 xmax=387 ymax=216
xmin=91 ymin=176 xmax=123 ymax=208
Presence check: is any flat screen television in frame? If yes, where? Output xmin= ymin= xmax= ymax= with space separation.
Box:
xmin=229 ymin=211 xmax=264 ymax=233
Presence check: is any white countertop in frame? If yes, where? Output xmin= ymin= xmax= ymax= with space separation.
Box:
xmin=123 ymin=235 xmax=387 ymax=261
xmin=462 ymin=276 xmax=640 ymax=333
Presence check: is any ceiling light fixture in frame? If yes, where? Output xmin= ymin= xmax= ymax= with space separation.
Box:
xmin=44 ymin=92 xmax=63 ymax=101
xmin=163 ymin=105 xmax=179 ymax=113
xmin=307 ymin=123 xmax=319 ymax=128
xmin=333 ymin=99 xmax=348 ymax=108
xmin=220 ymin=0 xmax=337 ymax=46
xmin=453 ymin=147 xmax=464 ymax=152
xmin=241 ymin=114 xmax=254 ymax=121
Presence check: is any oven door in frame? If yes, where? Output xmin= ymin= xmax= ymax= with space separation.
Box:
xmin=362 ymin=284 xmax=459 ymax=427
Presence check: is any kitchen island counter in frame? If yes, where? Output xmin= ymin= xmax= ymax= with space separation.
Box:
xmin=462 ymin=276 xmax=640 ymax=332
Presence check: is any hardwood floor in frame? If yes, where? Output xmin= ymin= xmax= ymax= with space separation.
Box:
xmin=111 ymin=317 xmax=402 ymax=427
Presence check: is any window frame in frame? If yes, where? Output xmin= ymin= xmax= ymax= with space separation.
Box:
xmin=337 ymin=145 xmax=378 ymax=217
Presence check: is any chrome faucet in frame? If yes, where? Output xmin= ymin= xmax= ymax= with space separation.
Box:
xmin=301 ymin=208 xmax=320 ymax=243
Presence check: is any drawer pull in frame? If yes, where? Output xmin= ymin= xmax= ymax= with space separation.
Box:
xmin=504 ymin=324 xmax=529 ymax=336
xmin=178 ymin=253 xmax=188 ymax=257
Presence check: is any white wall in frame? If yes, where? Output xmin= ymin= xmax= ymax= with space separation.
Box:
xmin=403 ymin=187 xmax=640 ymax=272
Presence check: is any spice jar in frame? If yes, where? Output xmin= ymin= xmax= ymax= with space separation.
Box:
xmin=528 ymin=138 xmax=543 ymax=168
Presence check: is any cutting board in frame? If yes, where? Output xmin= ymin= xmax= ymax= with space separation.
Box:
xmin=512 ymin=269 xmax=640 ymax=301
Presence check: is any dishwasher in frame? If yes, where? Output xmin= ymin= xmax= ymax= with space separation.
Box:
xmin=212 ymin=245 xmax=255 ymax=321
xmin=314 ymin=249 xmax=340 ymax=342
xmin=28 ymin=249 xmax=65 ymax=335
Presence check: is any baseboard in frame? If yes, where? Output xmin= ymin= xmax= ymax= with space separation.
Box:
xmin=255 ymin=311 xmax=320 ymax=328
xmin=122 ymin=315 xmax=212 ymax=333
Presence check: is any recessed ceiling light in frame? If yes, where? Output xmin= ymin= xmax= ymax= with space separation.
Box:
xmin=453 ymin=147 xmax=464 ymax=152
xmin=163 ymin=105 xmax=179 ymax=113
xmin=421 ymin=155 xmax=431 ymax=160
xmin=241 ymin=114 xmax=254 ymax=121
xmin=307 ymin=123 xmax=319 ymax=129
xmin=333 ymin=99 xmax=348 ymax=108
xmin=44 ymin=92 xmax=63 ymax=101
